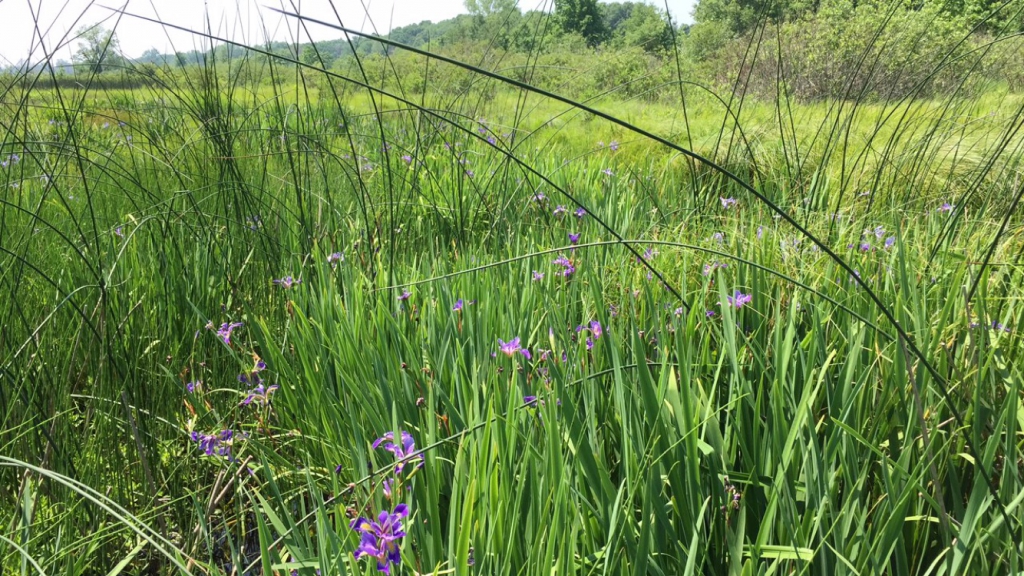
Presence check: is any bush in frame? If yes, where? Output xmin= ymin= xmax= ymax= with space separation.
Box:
xmin=700 ymin=0 xmax=982 ymax=101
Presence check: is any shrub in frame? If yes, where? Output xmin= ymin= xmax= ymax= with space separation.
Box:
xmin=702 ymin=0 xmax=981 ymax=101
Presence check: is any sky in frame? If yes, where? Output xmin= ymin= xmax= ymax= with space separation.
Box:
xmin=0 ymin=0 xmax=697 ymax=64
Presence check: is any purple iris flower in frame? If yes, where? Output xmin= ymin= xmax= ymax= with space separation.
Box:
xmin=757 ymin=225 xmax=764 ymax=239
xmin=726 ymin=291 xmax=752 ymax=309
xmin=401 ymin=155 xmax=412 ymax=164
xmin=372 ymin=431 xmax=424 ymax=474
xmin=215 ymin=322 xmax=244 ymax=345
xmin=674 ymin=307 xmax=684 ymax=317
xmin=720 ymin=197 xmax=737 ymax=209
xmin=601 ymin=168 xmax=613 ymax=177
xmin=186 ymin=380 xmax=201 ymax=393
xmin=532 ymin=270 xmax=544 ymax=281
xmin=859 ymin=242 xmax=871 ymax=252
xmin=351 ymin=504 xmax=409 ymax=574
xmin=589 ymin=320 xmax=602 ymax=339
xmin=706 ymin=310 xmax=716 ymax=318
xmin=453 ymin=299 xmax=464 ymax=312
xmin=191 ymin=429 xmax=234 ymax=459
xmin=938 ymin=202 xmax=954 ymax=213
xmin=498 ymin=337 xmax=531 ymax=359
xmin=273 ymin=276 xmax=301 ymax=289
xmin=523 ymin=395 xmax=539 ymax=405
xmin=711 ymin=232 xmax=725 ymax=244
xmin=553 ymin=255 xmax=575 ymax=277
xmin=328 ymin=252 xmax=344 ymax=264
xmin=114 ymin=226 xmax=124 ymax=237
xmin=569 ymin=233 xmax=580 ymax=244
xmin=609 ymin=140 xmax=619 ymax=151
xmin=885 ymin=236 xmax=896 ymax=249
xmin=397 ymin=290 xmax=411 ymax=301
xmin=575 ymin=207 xmax=586 ymax=219
xmin=532 ymin=193 xmax=547 ymax=202
xmin=553 ymin=205 xmax=567 ymax=217
xmin=241 ymin=383 xmax=279 ymax=406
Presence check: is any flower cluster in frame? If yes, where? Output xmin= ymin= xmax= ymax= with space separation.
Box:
xmin=498 ymin=337 xmax=532 ymax=359
xmin=577 ymin=320 xmax=603 ymax=350
xmin=191 ymin=429 xmax=236 ymax=460
xmin=373 ymin=431 xmax=425 ymax=475
xmin=553 ymin=255 xmax=576 ymax=278
xmin=351 ymin=504 xmax=409 ymax=574
xmin=0 ymin=153 xmax=21 ymax=168
xmin=970 ymin=319 xmax=1012 ymax=333
xmin=350 ymin=430 xmax=427 ymax=572
xmin=725 ymin=291 xmax=753 ymax=309
xmin=242 ymin=383 xmax=278 ymax=406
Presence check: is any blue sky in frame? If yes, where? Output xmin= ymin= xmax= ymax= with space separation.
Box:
xmin=0 ymin=0 xmax=697 ymax=64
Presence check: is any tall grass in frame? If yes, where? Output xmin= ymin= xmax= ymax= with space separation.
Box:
xmin=1 ymin=1 xmax=1022 ymax=574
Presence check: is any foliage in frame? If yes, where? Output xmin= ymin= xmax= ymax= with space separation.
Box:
xmin=699 ymin=0 xmax=978 ymax=100
xmin=556 ymin=0 xmax=609 ymax=45
xmin=606 ymin=3 xmax=676 ymax=52
xmin=2 ymin=5 xmax=1024 ymax=575
xmin=465 ymin=0 xmax=518 ymax=16
xmin=72 ymin=24 xmax=125 ymax=74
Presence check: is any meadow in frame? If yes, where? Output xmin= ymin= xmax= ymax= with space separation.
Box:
xmin=1 ymin=15 xmax=1024 ymax=575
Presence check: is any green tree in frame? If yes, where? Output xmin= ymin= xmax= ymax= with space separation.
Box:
xmin=465 ymin=0 xmax=517 ymax=16
xmin=73 ymin=24 xmax=124 ymax=74
xmin=693 ymin=0 xmax=818 ymax=34
xmin=301 ymin=44 xmax=318 ymax=65
xmin=464 ymin=0 xmax=523 ymax=47
xmin=612 ymin=4 xmax=675 ymax=52
xmin=555 ymin=0 xmax=608 ymax=46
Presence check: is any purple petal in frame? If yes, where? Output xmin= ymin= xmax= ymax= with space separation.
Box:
xmin=393 ymin=503 xmax=409 ymax=518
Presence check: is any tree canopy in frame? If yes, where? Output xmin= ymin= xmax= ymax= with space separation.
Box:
xmin=556 ymin=0 xmax=609 ymax=46
xmin=73 ymin=25 xmax=124 ymax=74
